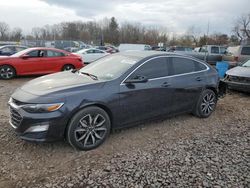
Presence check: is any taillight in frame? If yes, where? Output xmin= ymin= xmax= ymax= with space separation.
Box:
xmin=234 ymin=56 xmax=239 ymax=62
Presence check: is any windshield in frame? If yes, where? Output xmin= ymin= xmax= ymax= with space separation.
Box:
xmin=79 ymin=54 xmax=139 ymax=80
xmin=242 ymin=60 xmax=250 ymax=67
xmin=76 ymin=49 xmax=88 ymax=54
xmin=11 ymin=48 xmax=31 ymax=57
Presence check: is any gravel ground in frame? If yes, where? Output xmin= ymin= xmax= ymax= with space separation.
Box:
xmin=0 ymin=77 xmax=249 ymax=188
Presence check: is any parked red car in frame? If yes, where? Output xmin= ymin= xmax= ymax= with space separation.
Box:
xmin=0 ymin=47 xmax=84 ymax=79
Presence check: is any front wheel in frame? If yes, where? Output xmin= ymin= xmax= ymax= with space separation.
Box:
xmin=0 ymin=65 xmax=16 ymax=79
xmin=193 ymin=89 xmax=217 ymax=118
xmin=62 ymin=64 xmax=75 ymax=71
xmin=66 ymin=106 xmax=111 ymax=150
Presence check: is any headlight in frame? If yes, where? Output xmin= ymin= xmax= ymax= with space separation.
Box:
xmin=22 ymin=103 xmax=64 ymax=113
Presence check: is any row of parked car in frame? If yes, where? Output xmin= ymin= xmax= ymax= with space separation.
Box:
xmin=0 ymin=43 xmax=249 ymax=93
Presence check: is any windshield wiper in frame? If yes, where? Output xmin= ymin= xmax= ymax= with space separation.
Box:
xmin=80 ymin=72 xmax=98 ymax=80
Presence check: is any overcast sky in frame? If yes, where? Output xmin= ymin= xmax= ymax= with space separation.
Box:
xmin=0 ymin=0 xmax=249 ymax=35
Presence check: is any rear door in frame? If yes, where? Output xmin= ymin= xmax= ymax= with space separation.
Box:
xmin=119 ymin=57 xmax=174 ymax=126
xmin=169 ymin=57 xmax=208 ymax=113
xmin=42 ymin=50 xmax=66 ymax=73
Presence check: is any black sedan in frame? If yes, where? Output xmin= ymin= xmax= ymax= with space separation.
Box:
xmin=224 ymin=59 xmax=250 ymax=92
xmin=9 ymin=51 xmax=220 ymax=150
xmin=0 ymin=45 xmax=27 ymax=56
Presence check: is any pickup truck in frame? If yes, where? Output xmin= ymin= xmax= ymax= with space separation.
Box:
xmin=179 ymin=45 xmax=227 ymax=65
xmin=222 ymin=45 xmax=250 ymax=67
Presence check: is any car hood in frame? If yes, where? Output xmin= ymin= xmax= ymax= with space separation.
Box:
xmin=19 ymin=71 xmax=105 ymax=96
xmin=226 ymin=66 xmax=250 ymax=77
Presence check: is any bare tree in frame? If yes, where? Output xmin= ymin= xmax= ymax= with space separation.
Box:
xmin=232 ymin=13 xmax=250 ymax=42
xmin=11 ymin=27 xmax=22 ymax=41
xmin=186 ymin=26 xmax=201 ymax=46
xmin=0 ymin=22 xmax=10 ymax=40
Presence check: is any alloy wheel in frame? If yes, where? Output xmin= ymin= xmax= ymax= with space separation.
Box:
xmin=201 ymin=92 xmax=216 ymax=116
xmin=63 ymin=65 xmax=74 ymax=71
xmin=0 ymin=67 xmax=14 ymax=79
xmin=74 ymin=114 xmax=107 ymax=147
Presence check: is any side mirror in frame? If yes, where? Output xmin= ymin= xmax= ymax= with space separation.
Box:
xmin=125 ymin=75 xmax=148 ymax=84
xmin=21 ymin=54 xmax=30 ymax=59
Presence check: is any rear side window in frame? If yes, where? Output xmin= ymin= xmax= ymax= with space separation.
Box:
xmin=130 ymin=57 xmax=169 ymax=79
xmin=241 ymin=47 xmax=250 ymax=55
xmin=211 ymin=47 xmax=219 ymax=54
xmin=170 ymin=57 xmax=206 ymax=75
xmin=47 ymin=50 xmax=65 ymax=57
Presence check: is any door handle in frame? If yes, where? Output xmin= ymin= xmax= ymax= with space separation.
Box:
xmin=161 ymin=82 xmax=171 ymax=87
xmin=195 ymin=77 xmax=202 ymax=81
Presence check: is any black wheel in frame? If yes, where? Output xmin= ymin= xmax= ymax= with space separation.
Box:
xmin=66 ymin=106 xmax=111 ymax=150
xmin=193 ymin=89 xmax=217 ymax=118
xmin=62 ymin=64 xmax=75 ymax=71
xmin=0 ymin=65 xmax=16 ymax=79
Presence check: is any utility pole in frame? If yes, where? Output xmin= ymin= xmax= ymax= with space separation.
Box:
xmin=204 ymin=21 xmax=210 ymax=62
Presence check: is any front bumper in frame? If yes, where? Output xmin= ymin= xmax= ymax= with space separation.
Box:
xmin=8 ymin=100 xmax=68 ymax=142
xmin=225 ymin=81 xmax=250 ymax=93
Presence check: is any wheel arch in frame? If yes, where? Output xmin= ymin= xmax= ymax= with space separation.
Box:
xmin=0 ymin=64 xmax=17 ymax=76
xmin=64 ymin=103 xmax=114 ymax=137
xmin=205 ymin=86 xmax=218 ymax=98
xmin=61 ymin=64 xmax=75 ymax=71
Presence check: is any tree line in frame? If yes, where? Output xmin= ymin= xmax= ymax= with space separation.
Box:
xmin=0 ymin=13 xmax=249 ymax=47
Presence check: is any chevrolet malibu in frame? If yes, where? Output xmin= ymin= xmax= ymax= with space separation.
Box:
xmin=9 ymin=51 xmax=220 ymax=150
xmin=0 ymin=47 xmax=83 ymax=79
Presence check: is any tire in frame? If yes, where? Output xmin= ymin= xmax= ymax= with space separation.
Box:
xmin=66 ymin=106 xmax=111 ymax=151
xmin=62 ymin=64 xmax=75 ymax=71
xmin=0 ymin=65 xmax=16 ymax=79
xmin=193 ymin=89 xmax=217 ymax=118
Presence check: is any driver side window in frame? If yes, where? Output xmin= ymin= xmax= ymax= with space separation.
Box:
xmin=27 ymin=50 xmax=39 ymax=57
xmin=129 ymin=57 xmax=169 ymax=80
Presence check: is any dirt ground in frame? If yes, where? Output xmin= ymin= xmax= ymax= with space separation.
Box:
xmin=0 ymin=77 xmax=249 ymax=188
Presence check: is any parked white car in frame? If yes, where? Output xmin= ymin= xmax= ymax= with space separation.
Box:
xmin=118 ymin=44 xmax=151 ymax=52
xmin=74 ymin=48 xmax=109 ymax=64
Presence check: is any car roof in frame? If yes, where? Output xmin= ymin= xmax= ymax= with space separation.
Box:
xmin=0 ymin=45 xmax=27 ymax=48
xmin=26 ymin=47 xmax=68 ymax=52
xmin=119 ymin=50 xmax=181 ymax=59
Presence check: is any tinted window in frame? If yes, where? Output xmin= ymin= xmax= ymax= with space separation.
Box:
xmin=86 ymin=50 xmax=94 ymax=54
xmin=27 ymin=50 xmax=46 ymax=57
xmin=220 ymin=47 xmax=227 ymax=54
xmin=1 ymin=47 xmax=14 ymax=53
xmin=211 ymin=47 xmax=219 ymax=54
xmin=241 ymin=47 xmax=250 ymax=55
xmin=94 ymin=50 xmax=104 ymax=53
xmin=27 ymin=50 xmax=39 ymax=57
xmin=171 ymin=57 xmax=206 ymax=75
xmin=130 ymin=57 xmax=168 ymax=79
xmin=47 ymin=50 xmax=64 ymax=57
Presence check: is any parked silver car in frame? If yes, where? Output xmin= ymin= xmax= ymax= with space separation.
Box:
xmin=224 ymin=59 xmax=250 ymax=92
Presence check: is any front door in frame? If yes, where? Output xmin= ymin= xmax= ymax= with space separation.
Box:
xmin=118 ymin=57 xmax=173 ymax=126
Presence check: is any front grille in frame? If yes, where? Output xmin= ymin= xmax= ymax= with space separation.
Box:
xmin=228 ymin=76 xmax=250 ymax=83
xmin=9 ymin=106 xmax=23 ymax=128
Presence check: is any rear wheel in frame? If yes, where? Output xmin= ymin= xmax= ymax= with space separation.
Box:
xmin=0 ymin=65 xmax=16 ymax=79
xmin=66 ymin=106 xmax=111 ymax=150
xmin=62 ymin=64 xmax=75 ymax=71
xmin=193 ymin=89 xmax=217 ymax=118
